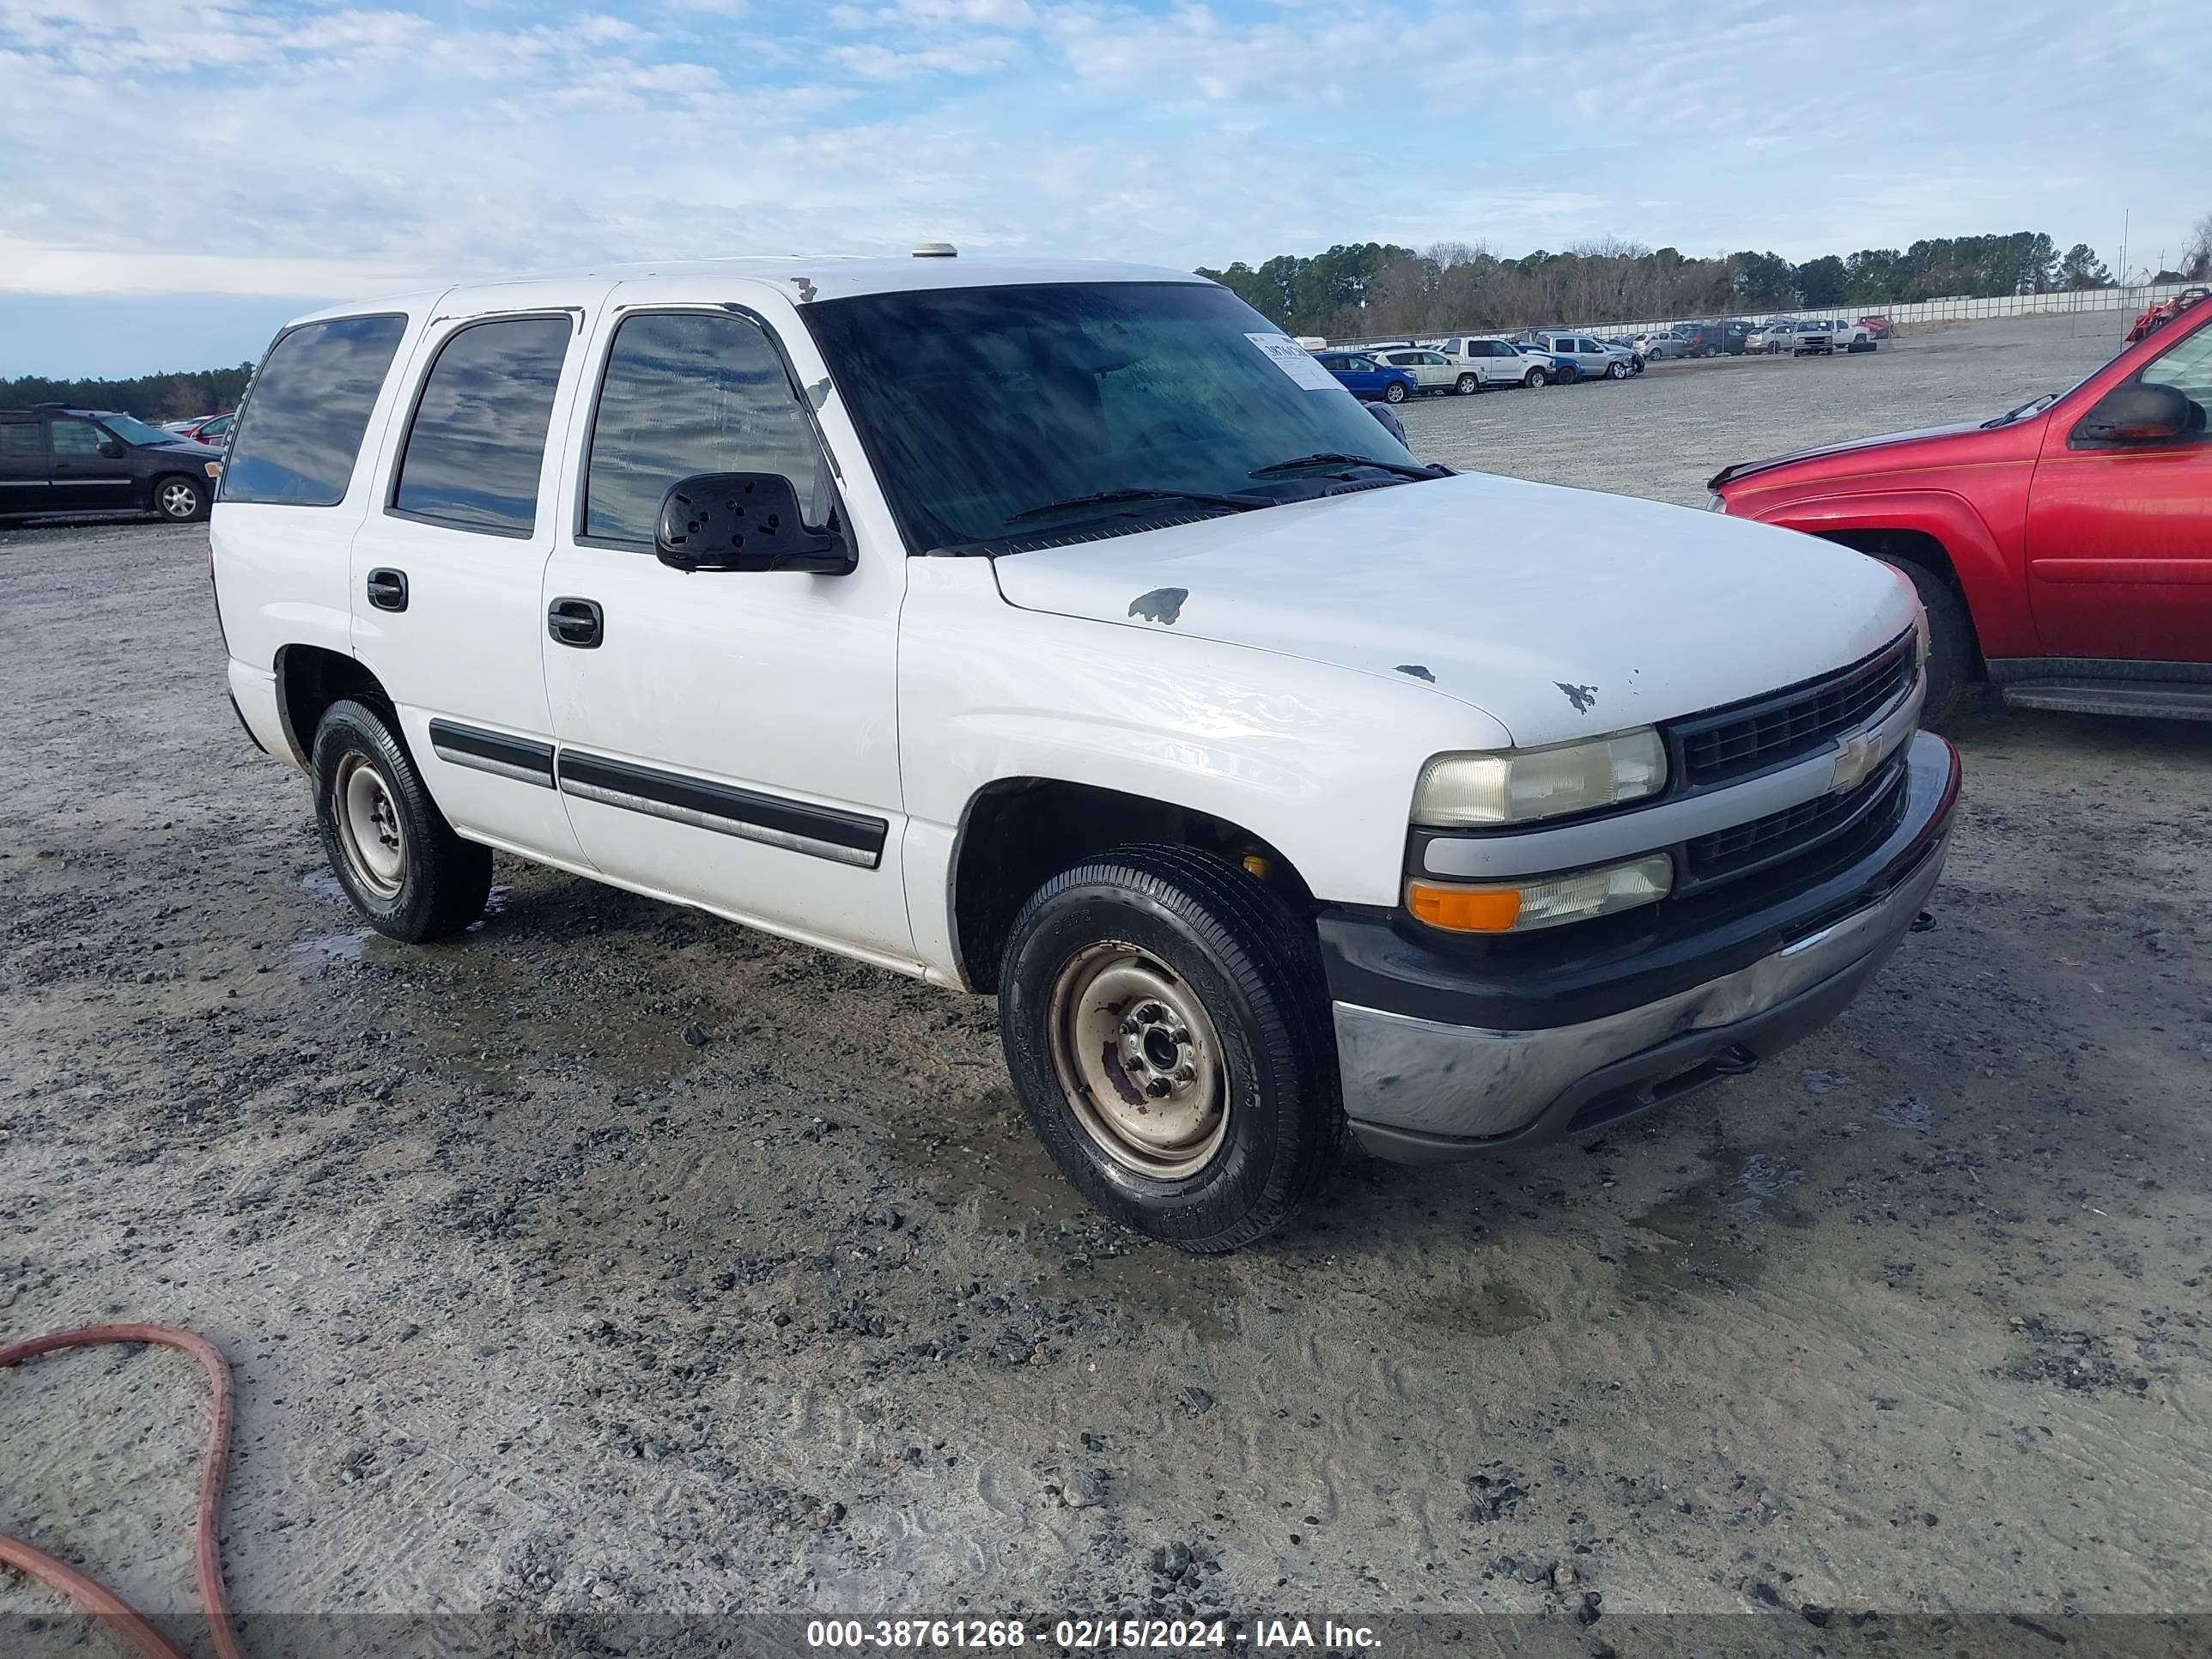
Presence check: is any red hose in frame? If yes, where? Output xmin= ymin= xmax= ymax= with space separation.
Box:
xmin=0 ymin=1324 xmax=242 ymax=1659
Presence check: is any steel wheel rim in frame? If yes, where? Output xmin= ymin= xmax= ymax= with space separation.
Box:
xmin=160 ymin=482 xmax=198 ymax=518
xmin=1046 ymin=941 xmax=1229 ymax=1180
xmin=334 ymin=753 xmax=407 ymax=898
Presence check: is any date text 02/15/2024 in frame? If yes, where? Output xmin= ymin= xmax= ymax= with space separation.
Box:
xmin=804 ymin=1618 xmax=1382 ymax=1650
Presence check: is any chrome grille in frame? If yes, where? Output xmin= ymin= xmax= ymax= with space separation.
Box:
xmin=1686 ymin=758 xmax=1909 ymax=884
xmin=1671 ymin=632 xmax=1916 ymax=787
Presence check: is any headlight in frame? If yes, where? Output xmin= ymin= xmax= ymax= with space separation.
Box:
xmin=1407 ymin=854 xmax=1674 ymax=933
xmin=1413 ymin=729 xmax=1668 ymax=828
xmin=1912 ymin=605 xmax=1930 ymax=671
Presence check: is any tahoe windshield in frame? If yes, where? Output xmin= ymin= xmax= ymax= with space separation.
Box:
xmin=801 ymin=282 xmax=1427 ymax=552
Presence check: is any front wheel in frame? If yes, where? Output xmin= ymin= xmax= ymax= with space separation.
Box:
xmin=999 ymin=846 xmax=1345 ymax=1253
xmin=154 ymin=475 xmax=209 ymax=522
xmin=1382 ymin=380 xmax=1408 ymax=404
xmin=312 ymin=699 xmax=493 ymax=942
xmin=1607 ymin=360 xmax=1628 ymax=380
xmin=1884 ymin=559 xmax=1976 ymax=726
xmin=1525 ymin=368 xmax=1549 ymax=387
xmin=1455 ymin=373 xmax=1480 ymax=395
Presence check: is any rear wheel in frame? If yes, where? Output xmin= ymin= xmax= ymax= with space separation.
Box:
xmin=1884 ymin=559 xmax=1976 ymax=726
xmin=312 ymin=699 xmax=492 ymax=942
xmin=999 ymin=845 xmax=1345 ymax=1253
xmin=1455 ymin=373 xmax=1480 ymax=395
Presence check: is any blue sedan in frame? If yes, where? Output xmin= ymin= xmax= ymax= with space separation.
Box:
xmin=1315 ymin=351 xmax=1418 ymax=405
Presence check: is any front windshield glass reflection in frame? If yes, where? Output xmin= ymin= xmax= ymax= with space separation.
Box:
xmin=803 ymin=282 xmax=1424 ymax=551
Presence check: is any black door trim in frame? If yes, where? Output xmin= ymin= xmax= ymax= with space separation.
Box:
xmin=556 ymin=749 xmax=886 ymax=868
xmin=428 ymin=719 xmax=556 ymax=788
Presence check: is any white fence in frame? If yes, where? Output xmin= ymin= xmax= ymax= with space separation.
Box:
xmin=1340 ymin=282 xmax=2195 ymax=349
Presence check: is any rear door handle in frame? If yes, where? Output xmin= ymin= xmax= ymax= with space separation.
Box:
xmin=366 ymin=568 xmax=409 ymax=612
xmin=547 ymin=596 xmax=603 ymax=648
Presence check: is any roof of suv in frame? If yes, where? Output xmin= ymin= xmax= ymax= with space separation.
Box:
xmin=286 ymin=256 xmax=1212 ymax=328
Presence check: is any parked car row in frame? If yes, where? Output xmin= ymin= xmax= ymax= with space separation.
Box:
xmin=1316 ymin=331 xmax=1644 ymax=399
xmin=1747 ymin=318 xmax=1878 ymax=356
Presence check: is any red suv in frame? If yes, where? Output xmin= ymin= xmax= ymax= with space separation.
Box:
xmin=1711 ymin=302 xmax=2211 ymax=723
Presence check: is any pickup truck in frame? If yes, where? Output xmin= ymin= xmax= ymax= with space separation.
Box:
xmin=212 ymin=253 xmax=1960 ymax=1251
xmin=1712 ymin=294 xmax=2211 ymax=723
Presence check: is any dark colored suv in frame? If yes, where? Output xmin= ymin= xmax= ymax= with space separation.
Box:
xmin=0 ymin=405 xmax=225 ymax=524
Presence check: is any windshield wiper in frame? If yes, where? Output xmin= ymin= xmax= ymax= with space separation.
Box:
xmin=1984 ymin=392 xmax=2057 ymax=428
xmin=1249 ymin=453 xmax=1441 ymax=481
xmin=1003 ymin=487 xmax=1264 ymax=526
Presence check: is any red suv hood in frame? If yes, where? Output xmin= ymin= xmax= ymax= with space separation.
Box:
xmin=1709 ymin=419 xmax=1988 ymax=491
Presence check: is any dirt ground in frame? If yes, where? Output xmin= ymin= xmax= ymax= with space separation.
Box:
xmin=3 ymin=311 xmax=2209 ymax=1655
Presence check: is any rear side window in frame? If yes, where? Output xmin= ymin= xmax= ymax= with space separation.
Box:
xmin=392 ymin=315 xmax=572 ymax=537
xmin=223 ymin=314 xmax=406 ymax=506
xmin=581 ymin=311 xmax=826 ymax=544
xmin=0 ymin=422 xmax=41 ymax=459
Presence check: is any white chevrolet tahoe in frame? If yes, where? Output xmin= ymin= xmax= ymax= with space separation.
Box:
xmin=212 ymin=253 xmax=1959 ymax=1253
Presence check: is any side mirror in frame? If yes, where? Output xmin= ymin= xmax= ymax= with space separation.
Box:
xmin=654 ymin=472 xmax=853 ymax=574
xmin=2076 ymin=382 xmax=2199 ymax=446
xmin=99 ymin=440 xmax=127 ymax=459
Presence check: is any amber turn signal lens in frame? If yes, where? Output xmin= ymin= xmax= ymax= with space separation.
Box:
xmin=1407 ymin=881 xmax=1522 ymax=933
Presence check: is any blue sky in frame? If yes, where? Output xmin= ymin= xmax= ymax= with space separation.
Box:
xmin=1 ymin=0 xmax=2197 ymax=378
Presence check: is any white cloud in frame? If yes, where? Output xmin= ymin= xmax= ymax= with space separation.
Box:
xmin=831 ymin=34 xmax=1022 ymax=77
xmin=0 ymin=0 xmax=2198 ymax=321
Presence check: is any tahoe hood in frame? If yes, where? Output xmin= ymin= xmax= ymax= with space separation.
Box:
xmin=989 ymin=471 xmax=1917 ymax=749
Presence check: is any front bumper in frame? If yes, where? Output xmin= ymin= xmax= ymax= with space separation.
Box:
xmin=1330 ymin=732 xmax=1960 ymax=1162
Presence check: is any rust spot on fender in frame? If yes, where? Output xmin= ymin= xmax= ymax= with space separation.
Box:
xmin=1128 ymin=587 xmax=1188 ymax=625
xmin=1556 ymin=682 xmax=1598 ymax=714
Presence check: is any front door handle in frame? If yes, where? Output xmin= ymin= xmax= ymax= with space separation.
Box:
xmin=547 ymin=596 xmax=603 ymax=648
xmin=366 ymin=568 xmax=409 ymax=611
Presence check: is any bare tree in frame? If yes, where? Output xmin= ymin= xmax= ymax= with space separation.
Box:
xmin=2183 ymin=212 xmax=2212 ymax=282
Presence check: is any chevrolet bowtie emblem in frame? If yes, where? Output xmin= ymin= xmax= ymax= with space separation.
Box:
xmin=1830 ymin=729 xmax=1884 ymax=793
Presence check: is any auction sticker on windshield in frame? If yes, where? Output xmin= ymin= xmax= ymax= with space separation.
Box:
xmin=1248 ymin=332 xmax=1341 ymax=392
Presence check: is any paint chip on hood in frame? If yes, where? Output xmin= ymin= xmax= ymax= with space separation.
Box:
xmin=1556 ymin=682 xmax=1598 ymax=713
xmin=1128 ymin=587 xmax=1188 ymax=625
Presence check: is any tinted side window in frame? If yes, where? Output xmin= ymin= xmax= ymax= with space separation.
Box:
xmin=581 ymin=311 xmax=826 ymax=544
xmin=51 ymin=420 xmax=104 ymax=456
xmin=223 ymin=314 xmax=406 ymax=507
xmin=391 ymin=316 xmax=571 ymax=536
xmin=1 ymin=422 xmax=42 ymax=460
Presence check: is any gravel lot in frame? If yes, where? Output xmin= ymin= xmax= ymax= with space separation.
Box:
xmin=4 ymin=313 xmax=2209 ymax=1654
xmin=1400 ymin=313 xmax=2126 ymax=506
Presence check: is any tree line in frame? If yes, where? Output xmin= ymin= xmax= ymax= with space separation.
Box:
xmin=0 ymin=364 xmax=255 ymax=422
xmin=1200 ymin=225 xmax=2211 ymax=339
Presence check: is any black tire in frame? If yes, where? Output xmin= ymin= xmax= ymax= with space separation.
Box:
xmin=153 ymin=474 xmax=209 ymax=522
xmin=1525 ymin=368 xmax=1549 ymax=388
xmin=998 ymin=844 xmax=1345 ymax=1254
xmin=1382 ymin=380 xmax=1408 ymax=404
xmin=311 ymin=698 xmax=492 ymax=942
xmin=1607 ymin=360 xmax=1628 ymax=380
xmin=1885 ymin=560 xmax=1976 ymax=726
xmin=1455 ymin=373 xmax=1480 ymax=395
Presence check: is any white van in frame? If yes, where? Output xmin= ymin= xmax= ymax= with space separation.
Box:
xmin=212 ymin=252 xmax=1956 ymax=1251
